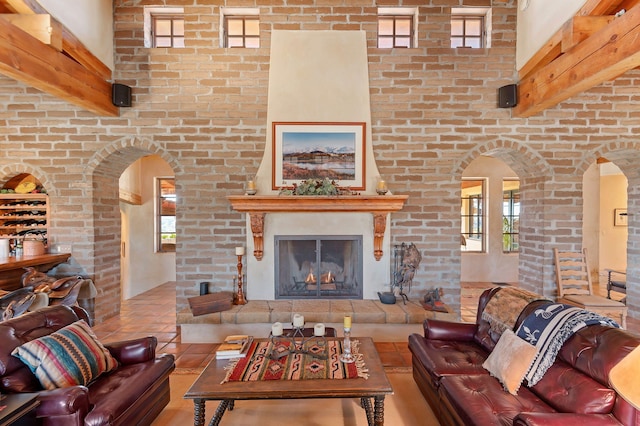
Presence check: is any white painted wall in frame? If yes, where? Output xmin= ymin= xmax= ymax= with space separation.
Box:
xmin=599 ymin=167 xmax=628 ymax=272
xmin=37 ymin=0 xmax=114 ymax=70
xmin=120 ymin=155 xmax=176 ymax=299
xmin=249 ymin=31 xmax=390 ymax=300
xmin=460 ymin=156 xmax=519 ymax=283
xmin=516 ymin=0 xmax=586 ymax=70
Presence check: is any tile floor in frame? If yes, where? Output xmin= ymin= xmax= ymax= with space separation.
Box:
xmin=91 ymin=281 xmax=639 ymax=371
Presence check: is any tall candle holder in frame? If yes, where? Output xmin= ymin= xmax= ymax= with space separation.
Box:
xmin=340 ymin=315 xmax=355 ymax=363
xmin=234 ymin=247 xmax=247 ymax=305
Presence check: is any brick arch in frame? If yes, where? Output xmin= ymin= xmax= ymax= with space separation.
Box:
xmin=453 ymin=138 xmax=551 ymax=178
xmin=0 ymin=163 xmax=56 ymax=195
xmin=85 ymin=137 xmax=183 ymax=178
xmin=84 ymin=137 xmax=182 ymax=322
xmin=574 ymin=139 xmax=640 ymax=178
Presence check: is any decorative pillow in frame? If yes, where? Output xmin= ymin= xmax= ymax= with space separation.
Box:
xmin=11 ymin=320 xmax=118 ymax=390
xmin=482 ymin=329 xmax=537 ymax=395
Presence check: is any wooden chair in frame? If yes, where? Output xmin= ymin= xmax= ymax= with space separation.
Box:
xmin=554 ymin=248 xmax=627 ymax=328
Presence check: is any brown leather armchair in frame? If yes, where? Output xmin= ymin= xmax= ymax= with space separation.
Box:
xmin=0 ymin=305 xmax=175 ymax=426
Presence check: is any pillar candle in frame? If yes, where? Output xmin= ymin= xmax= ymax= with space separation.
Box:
xmin=344 ymin=315 xmax=352 ymax=329
xmin=314 ymin=323 xmax=325 ymax=337
xmin=293 ymin=313 xmax=304 ymax=327
xmin=376 ymin=180 xmax=386 ymax=191
xmin=272 ymin=322 xmax=283 ymax=337
xmin=235 ymin=246 xmax=245 ymax=256
xmin=247 ymin=180 xmax=256 ymax=190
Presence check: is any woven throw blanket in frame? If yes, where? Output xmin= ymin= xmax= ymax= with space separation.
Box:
xmin=516 ymin=302 xmax=620 ymax=386
xmin=482 ymin=287 xmax=549 ymax=335
xmin=221 ymin=340 xmax=369 ymax=384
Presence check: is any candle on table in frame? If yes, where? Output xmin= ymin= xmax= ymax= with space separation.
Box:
xmin=235 ymin=246 xmax=245 ymax=256
xmin=314 ymin=323 xmax=325 ymax=337
xmin=272 ymin=322 xmax=283 ymax=336
xmin=293 ymin=313 xmax=304 ymax=327
xmin=343 ymin=315 xmax=352 ymax=329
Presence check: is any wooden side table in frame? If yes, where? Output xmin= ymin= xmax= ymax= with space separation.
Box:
xmin=0 ymin=393 xmax=39 ymax=426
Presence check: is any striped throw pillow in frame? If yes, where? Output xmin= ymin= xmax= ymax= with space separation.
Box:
xmin=11 ymin=320 xmax=118 ymax=390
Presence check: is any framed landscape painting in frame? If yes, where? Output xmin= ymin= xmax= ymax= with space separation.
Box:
xmin=272 ymin=122 xmax=366 ymax=190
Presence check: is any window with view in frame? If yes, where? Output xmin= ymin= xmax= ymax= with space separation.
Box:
xmin=461 ymin=180 xmax=485 ymax=252
xmin=157 ymin=178 xmax=176 ymax=253
xmin=502 ymin=180 xmax=520 ymax=253
xmin=451 ymin=7 xmax=491 ymax=48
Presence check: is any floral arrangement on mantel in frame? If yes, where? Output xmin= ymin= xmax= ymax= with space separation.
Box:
xmin=279 ymin=178 xmax=357 ymax=196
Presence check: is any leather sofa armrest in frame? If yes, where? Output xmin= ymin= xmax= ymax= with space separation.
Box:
xmin=106 ymin=336 xmax=157 ymax=365
xmin=423 ymin=319 xmax=478 ymax=341
xmin=514 ymin=413 xmax=623 ymax=426
xmin=36 ymin=386 xmax=90 ymax=418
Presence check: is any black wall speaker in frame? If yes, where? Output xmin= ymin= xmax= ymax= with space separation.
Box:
xmin=498 ymin=84 xmax=518 ymax=108
xmin=112 ymin=83 xmax=132 ymax=107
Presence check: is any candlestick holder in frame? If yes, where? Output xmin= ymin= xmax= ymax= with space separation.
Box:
xmin=234 ymin=254 xmax=247 ymax=305
xmin=339 ymin=326 xmax=355 ymax=363
xmin=268 ymin=326 xmax=327 ymax=360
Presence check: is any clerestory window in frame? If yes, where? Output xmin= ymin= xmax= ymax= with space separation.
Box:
xmin=378 ymin=7 xmax=418 ymax=48
xmin=221 ymin=8 xmax=260 ymax=48
xmin=144 ymin=7 xmax=185 ymax=48
xmin=451 ymin=7 xmax=491 ymax=48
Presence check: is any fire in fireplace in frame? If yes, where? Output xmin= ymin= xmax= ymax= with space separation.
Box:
xmin=275 ymin=236 xmax=363 ymax=299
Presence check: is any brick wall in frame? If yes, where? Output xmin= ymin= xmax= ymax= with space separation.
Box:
xmin=1 ymin=0 xmax=640 ymax=323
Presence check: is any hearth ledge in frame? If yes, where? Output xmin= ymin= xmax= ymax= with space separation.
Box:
xmin=177 ymin=299 xmax=457 ymax=343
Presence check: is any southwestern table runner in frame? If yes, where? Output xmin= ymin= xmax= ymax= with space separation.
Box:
xmin=222 ymin=339 xmax=369 ymax=383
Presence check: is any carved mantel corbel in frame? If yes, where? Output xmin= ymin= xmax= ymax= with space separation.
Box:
xmin=248 ymin=212 xmax=265 ymax=260
xmin=228 ymin=195 xmax=408 ymax=261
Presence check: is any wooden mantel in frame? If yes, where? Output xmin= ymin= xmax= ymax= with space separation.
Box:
xmin=227 ymin=195 xmax=409 ymax=261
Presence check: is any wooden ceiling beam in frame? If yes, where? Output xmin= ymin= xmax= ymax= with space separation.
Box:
xmin=0 ymin=14 xmax=63 ymax=50
xmin=561 ymin=16 xmax=614 ymax=53
xmin=519 ymin=0 xmax=630 ymax=80
xmin=0 ymin=0 xmax=111 ymax=80
xmin=514 ymin=4 xmax=640 ymax=118
xmin=0 ymin=17 xmax=118 ymax=116
xmin=1 ymin=0 xmax=42 ymax=14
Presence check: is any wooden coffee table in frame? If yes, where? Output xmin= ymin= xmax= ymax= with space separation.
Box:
xmin=184 ymin=337 xmax=393 ymax=426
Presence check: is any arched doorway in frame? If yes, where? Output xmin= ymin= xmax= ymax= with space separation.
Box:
xmin=86 ymin=138 xmax=182 ymax=323
xmin=120 ymin=155 xmax=176 ymax=299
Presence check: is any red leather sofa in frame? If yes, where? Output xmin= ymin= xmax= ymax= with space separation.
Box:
xmin=0 ymin=305 xmax=175 ymax=426
xmin=408 ymin=287 xmax=640 ymax=425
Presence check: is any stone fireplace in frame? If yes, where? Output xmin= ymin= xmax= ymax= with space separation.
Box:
xmin=275 ymin=235 xmax=363 ymax=299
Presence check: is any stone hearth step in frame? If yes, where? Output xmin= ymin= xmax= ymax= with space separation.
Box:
xmin=178 ymin=299 xmax=456 ymax=326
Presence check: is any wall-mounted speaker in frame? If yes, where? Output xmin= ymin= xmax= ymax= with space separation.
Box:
xmin=498 ymin=84 xmax=518 ymax=108
xmin=112 ymin=83 xmax=132 ymax=107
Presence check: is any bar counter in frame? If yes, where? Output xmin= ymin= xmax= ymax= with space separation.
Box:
xmin=0 ymin=253 xmax=71 ymax=291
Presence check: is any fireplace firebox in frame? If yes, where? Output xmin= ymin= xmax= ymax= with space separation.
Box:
xmin=275 ymin=236 xmax=363 ymax=299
